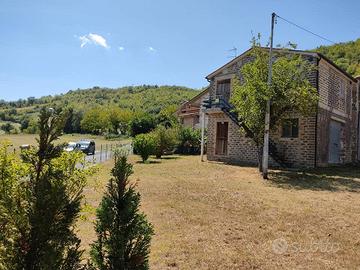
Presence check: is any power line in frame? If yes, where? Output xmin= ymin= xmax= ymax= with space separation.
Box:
xmin=275 ymin=14 xmax=336 ymax=45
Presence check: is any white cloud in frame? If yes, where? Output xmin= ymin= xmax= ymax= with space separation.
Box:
xmin=78 ymin=33 xmax=110 ymax=49
xmin=118 ymin=46 xmax=125 ymax=51
xmin=148 ymin=46 xmax=156 ymax=52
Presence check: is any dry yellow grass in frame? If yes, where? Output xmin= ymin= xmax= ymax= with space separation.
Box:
xmin=0 ymin=133 xmax=130 ymax=151
xmin=79 ymin=155 xmax=360 ymax=269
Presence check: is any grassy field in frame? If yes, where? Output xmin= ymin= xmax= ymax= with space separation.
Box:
xmin=0 ymin=133 xmax=130 ymax=152
xmin=79 ymin=155 xmax=360 ymax=269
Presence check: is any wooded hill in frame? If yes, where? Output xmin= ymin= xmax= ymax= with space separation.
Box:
xmin=315 ymin=38 xmax=360 ymax=77
xmin=0 ymin=85 xmax=199 ymax=134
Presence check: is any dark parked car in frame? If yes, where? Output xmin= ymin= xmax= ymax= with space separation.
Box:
xmin=76 ymin=140 xmax=95 ymax=155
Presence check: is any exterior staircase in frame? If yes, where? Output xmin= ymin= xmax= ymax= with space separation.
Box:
xmin=203 ymin=97 xmax=288 ymax=168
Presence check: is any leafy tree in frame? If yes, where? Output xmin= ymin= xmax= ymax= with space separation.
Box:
xmin=151 ymin=126 xmax=177 ymax=158
xmin=175 ymin=127 xmax=202 ymax=155
xmin=90 ymin=150 xmax=153 ymax=269
xmin=230 ymin=40 xmax=318 ymax=165
xmin=0 ymin=123 xmax=14 ymax=134
xmin=107 ymin=107 xmax=134 ymax=135
xmin=23 ymin=118 xmax=39 ymax=134
xmin=20 ymin=117 xmax=30 ymax=131
xmin=129 ymin=114 xmax=156 ymax=137
xmin=156 ymin=105 xmax=178 ymax=128
xmin=63 ymin=107 xmax=83 ymax=134
xmin=132 ymin=134 xmax=155 ymax=162
xmin=81 ymin=107 xmax=110 ymax=134
xmin=0 ymin=108 xmax=90 ymax=269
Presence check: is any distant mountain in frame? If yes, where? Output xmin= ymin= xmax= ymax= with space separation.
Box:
xmin=315 ymin=38 xmax=360 ymax=77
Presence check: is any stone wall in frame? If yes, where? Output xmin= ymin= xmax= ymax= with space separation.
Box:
xmin=316 ymin=59 xmax=358 ymax=166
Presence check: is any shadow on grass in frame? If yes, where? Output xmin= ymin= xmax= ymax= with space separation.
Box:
xmin=159 ymin=156 xmax=180 ymax=160
xmin=269 ymin=165 xmax=360 ymax=192
xmin=135 ymin=160 xmax=162 ymax=164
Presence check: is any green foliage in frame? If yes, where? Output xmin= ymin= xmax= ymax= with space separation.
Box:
xmin=63 ymin=108 xmax=83 ymax=134
xmin=133 ymin=133 xmax=155 ymax=162
xmin=0 ymin=86 xmax=198 ymax=135
xmin=0 ymin=108 xmax=91 ymax=269
xmin=90 ymin=152 xmax=153 ymax=269
xmin=151 ymin=126 xmax=178 ymax=158
xmin=129 ymin=114 xmax=156 ymax=137
xmin=107 ymin=107 xmax=134 ymax=134
xmin=81 ymin=107 xmax=110 ymax=134
xmin=156 ymin=105 xmax=179 ymax=128
xmin=22 ymin=117 xmax=39 ymax=134
xmin=175 ymin=127 xmax=201 ymax=155
xmin=0 ymin=141 xmax=29 ymax=270
xmin=230 ymin=41 xmax=319 ymax=145
xmin=315 ymin=38 xmax=360 ymax=76
xmin=0 ymin=123 xmax=14 ymax=134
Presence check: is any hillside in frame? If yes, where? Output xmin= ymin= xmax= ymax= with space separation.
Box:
xmin=0 ymin=85 xmax=199 ymax=133
xmin=315 ymin=38 xmax=360 ymax=77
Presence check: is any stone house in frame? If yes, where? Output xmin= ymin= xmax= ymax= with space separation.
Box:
xmin=176 ymin=87 xmax=209 ymax=129
xmin=204 ymin=47 xmax=359 ymax=168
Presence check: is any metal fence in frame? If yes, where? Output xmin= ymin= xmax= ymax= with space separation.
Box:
xmin=10 ymin=142 xmax=132 ymax=166
xmin=84 ymin=142 xmax=132 ymax=165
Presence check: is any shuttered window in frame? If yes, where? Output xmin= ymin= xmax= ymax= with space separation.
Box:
xmin=281 ymin=119 xmax=299 ymax=138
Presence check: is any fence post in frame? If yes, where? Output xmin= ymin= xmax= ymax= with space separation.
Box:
xmin=100 ymin=144 xmax=102 ymax=162
xmin=105 ymin=144 xmax=108 ymax=160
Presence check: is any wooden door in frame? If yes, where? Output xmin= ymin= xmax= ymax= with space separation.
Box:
xmin=215 ymin=122 xmax=228 ymax=155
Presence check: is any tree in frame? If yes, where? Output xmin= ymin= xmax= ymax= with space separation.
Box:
xmin=156 ymin=105 xmax=178 ymax=128
xmin=128 ymin=114 xmax=156 ymax=137
xmin=1 ymin=123 xmax=14 ymax=134
xmin=230 ymin=40 xmax=319 ymax=167
xmin=0 ymin=108 xmax=90 ymax=269
xmin=90 ymin=151 xmax=153 ymax=269
xmin=63 ymin=107 xmax=83 ymax=134
xmin=107 ymin=107 xmax=134 ymax=135
xmin=151 ymin=126 xmax=177 ymax=158
xmin=81 ymin=107 xmax=110 ymax=134
xmin=132 ymin=134 xmax=155 ymax=163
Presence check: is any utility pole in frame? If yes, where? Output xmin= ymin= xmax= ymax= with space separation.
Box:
xmin=262 ymin=12 xmax=276 ymax=179
xmin=200 ymin=109 xmax=206 ymax=162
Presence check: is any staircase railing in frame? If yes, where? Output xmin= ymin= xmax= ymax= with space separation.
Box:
xmin=203 ymin=96 xmax=288 ymax=168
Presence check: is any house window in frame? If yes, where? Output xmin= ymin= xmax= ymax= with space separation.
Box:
xmin=216 ymin=79 xmax=231 ymax=101
xmin=281 ymin=119 xmax=299 ymax=138
xmin=215 ymin=122 xmax=228 ymax=155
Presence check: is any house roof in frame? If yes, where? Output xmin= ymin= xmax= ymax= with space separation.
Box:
xmin=206 ymin=47 xmax=357 ymax=82
xmin=176 ymin=87 xmax=210 ymax=114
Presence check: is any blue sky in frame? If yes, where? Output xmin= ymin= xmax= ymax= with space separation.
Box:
xmin=1 ymin=0 xmax=359 ymax=101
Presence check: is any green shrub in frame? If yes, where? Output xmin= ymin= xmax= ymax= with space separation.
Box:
xmin=176 ymin=127 xmax=202 ymax=155
xmin=152 ymin=126 xmax=178 ymax=158
xmin=133 ymin=133 xmax=155 ymax=162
